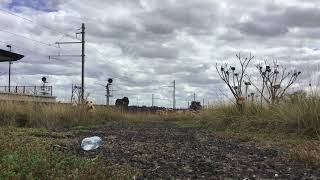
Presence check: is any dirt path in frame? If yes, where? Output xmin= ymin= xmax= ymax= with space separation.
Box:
xmin=67 ymin=122 xmax=319 ymax=179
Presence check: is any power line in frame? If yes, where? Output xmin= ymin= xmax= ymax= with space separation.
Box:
xmin=153 ymin=97 xmax=172 ymax=102
xmin=0 ymin=8 xmax=32 ymax=22
xmin=0 ymin=28 xmax=59 ymax=48
xmin=0 ymin=39 xmax=82 ymax=64
xmin=0 ymin=8 xmax=77 ymax=40
xmin=0 ymin=40 xmax=52 ymax=58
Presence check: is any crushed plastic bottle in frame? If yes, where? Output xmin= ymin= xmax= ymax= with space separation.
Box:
xmin=81 ymin=136 xmax=102 ymax=151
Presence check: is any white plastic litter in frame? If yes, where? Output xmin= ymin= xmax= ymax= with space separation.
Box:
xmin=81 ymin=136 xmax=102 ymax=151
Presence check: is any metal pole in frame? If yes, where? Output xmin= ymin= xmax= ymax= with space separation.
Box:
xmin=203 ymin=98 xmax=205 ymax=108
xmin=173 ymin=80 xmax=175 ymax=109
xmin=9 ymin=62 xmax=11 ymax=92
xmin=193 ymin=92 xmax=196 ymax=102
xmin=81 ymin=23 xmax=85 ymax=103
xmin=7 ymin=45 xmax=11 ymax=92
xmin=245 ymin=85 xmax=248 ymax=101
xmin=106 ymin=84 xmax=110 ymax=106
xmin=71 ymin=84 xmax=73 ymax=103
xmin=152 ymin=93 xmax=154 ymax=107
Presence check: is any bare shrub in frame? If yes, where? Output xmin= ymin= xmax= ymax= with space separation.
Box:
xmin=247 ymin=61 xmax=301 ymax=105
xmin=216 ymin=53 xmax=254 ymax=110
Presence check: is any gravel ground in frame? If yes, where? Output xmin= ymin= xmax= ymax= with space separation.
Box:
xmin=68 ymin=121 xmax=320 ymax=179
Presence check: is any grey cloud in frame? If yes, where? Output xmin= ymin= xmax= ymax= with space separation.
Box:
xmin=139 ymin=1 xmax=217 ymax=35
xmin=217 ymin=29 xmax=244 ymax=41
xmin=283 ymin=6 xmax=320 ymax=28
xmin=119 ymin=42 xmax=179 ymax=59
xmin=291 ymin=28 xmax=320 ymax=39
xmin=234 ymin=4 xmax=320 ymax=38
xmin=236 ymin=21 xmax=289 ymax=37
xmin=152 ymin=62 xmax=211 ymax=75
xmin=142 ymin=18 xmax=176 ymax=35
xmin=88 ymin=19 xmax=141 ymax=40
xmin=183 ymin=73 xmax=221 ymax=85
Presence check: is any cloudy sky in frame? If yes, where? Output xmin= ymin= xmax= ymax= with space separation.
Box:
xmin=0 ymin=0 xmax=320 ymax=107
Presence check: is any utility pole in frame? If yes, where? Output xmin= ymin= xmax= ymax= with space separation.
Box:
xmin=173 ymin=80 xmax=176 ymax=109
xmin=152 ymin=94 xmax=154 ymax=107
xmin=203 ymin=98 xmax=205 ymax=108
xmin=105 ymin=83 xmax=113 ymax=106
xmin=165 ymin=80 xmax=176 ymax=109
xmin=106 ymin=84 xmax=110 ymax=105
xmin=81 ymin=23 xmax=85 ymax=103
xmin=244 ymin=82 xmax=251 ymax=101
xmin=51 ymin=23 xmax=85 ymax=103
xmin=71 ymin=83 xmax=73 ymax=103
xmin=193 ymin=92 xmax=196 ymax=102
xmin=6 ymin=45 xmax=12 ymax=92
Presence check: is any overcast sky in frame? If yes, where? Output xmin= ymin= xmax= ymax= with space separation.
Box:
xmin=0 ymin=0 xmax=320 ymax=107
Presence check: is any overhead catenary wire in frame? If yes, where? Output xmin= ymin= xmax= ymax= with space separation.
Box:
xmin=0 ymin=39 xmax=84 ymax=70
xmin=0 ymin=8 xmax=77 ymax=40
xmin=0 ymin=28 xmax=59 ymax=48
xmin=0 ymin=9 xmax=82 ymax=50
xmin=0 ymin=39 xmax=54 ymax=58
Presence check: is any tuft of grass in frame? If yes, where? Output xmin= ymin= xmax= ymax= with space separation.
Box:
xmin=284 ymin=142 xmax=320 ymax=167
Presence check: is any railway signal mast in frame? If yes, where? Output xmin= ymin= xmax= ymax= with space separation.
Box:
xmin=106 ymin=78 xmax=113 ymax=106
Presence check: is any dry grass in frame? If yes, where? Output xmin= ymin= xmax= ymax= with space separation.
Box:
xmin=287 ymin=142 xmax=320 ymax=167
xmin=0 ymin=101 xmax=133 ymax=129
xmin=192 ymin=95 xmax=320 ymax=167
xmin=197 ymin=96 xmax=320 ymax=138
xmin=0 ymin=96 xmax=319 ymax=137
xmin=0 ymin=101 xmax=202 ymax=129
xmin=0 ymin=97 xmax=319 ymax=170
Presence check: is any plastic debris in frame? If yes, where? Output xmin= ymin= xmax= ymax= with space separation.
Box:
xmin=81 ymin=136 xmax=102 ymax=151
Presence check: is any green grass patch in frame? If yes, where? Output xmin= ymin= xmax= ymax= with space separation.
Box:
xmin=0 ymin=127 xmax=140 ymax=179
